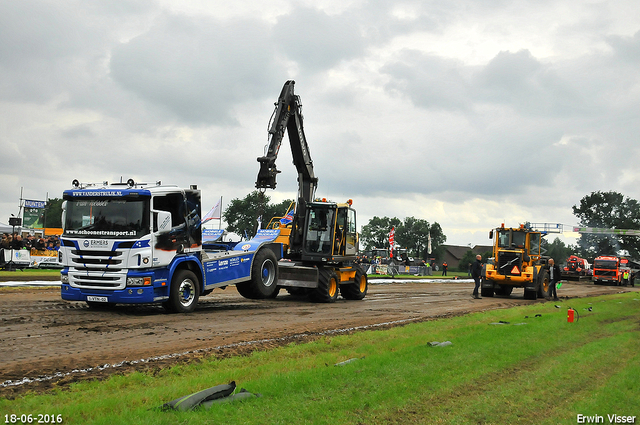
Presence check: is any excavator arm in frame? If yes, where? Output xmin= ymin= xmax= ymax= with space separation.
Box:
xmin=256 ymin=80 xmax=317 ymax=201
xmin=256 ymin=80 xmax=318 ymax=253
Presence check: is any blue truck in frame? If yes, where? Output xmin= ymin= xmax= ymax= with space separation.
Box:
xmin=59 ymin=179 xmax=283 ymax=312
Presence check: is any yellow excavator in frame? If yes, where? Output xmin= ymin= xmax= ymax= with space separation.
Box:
xmin=250 ymin=80 xmax=368 ymax=302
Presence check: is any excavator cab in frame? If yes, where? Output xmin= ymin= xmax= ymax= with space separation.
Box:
xmin=301 ymin=201 xmax=357 ymax=262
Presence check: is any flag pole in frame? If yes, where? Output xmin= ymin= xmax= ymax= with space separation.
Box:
xmin=218 ymin=196 xmax=222 ymax=230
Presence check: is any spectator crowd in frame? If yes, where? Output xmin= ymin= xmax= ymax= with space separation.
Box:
xmin=1 ymin=233 xmax=61 ymax=252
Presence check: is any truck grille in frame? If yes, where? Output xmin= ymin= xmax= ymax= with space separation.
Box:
xmin=497 ymin=251 xmax=523 ymax=276
xmin=596 ymin=270 xmax=615 ymax=277
xmin=67 ymin=249 xmax=126 ymax=289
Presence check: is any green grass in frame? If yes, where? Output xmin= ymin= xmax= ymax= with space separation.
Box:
xmin=2 ymin=293 xmax=639 ymax=424
xmin=0 ymin=269 xmax=60 ymax=279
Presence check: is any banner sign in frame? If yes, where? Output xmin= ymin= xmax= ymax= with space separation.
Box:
xmin=23 ymin=199 xmax=47 ymax=228
xmin=25 ymin=199 xmax=46 ymax=209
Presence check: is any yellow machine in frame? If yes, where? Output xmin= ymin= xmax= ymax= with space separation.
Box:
xmin=482 ymin=223 xmax=551 ymax=300
xmin=248 ymin=80 xmax=368 ymax=303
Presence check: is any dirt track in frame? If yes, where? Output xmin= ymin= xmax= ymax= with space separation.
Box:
xmin=0 ymin=279 xmax=635 ymax=397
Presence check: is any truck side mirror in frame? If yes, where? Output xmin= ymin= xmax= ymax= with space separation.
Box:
xmin=156 ymin=211 xmax=172 ymax=234
xmin=489 ymin=230 xmax=493 ymax=239
xmin=61 ymin=201 xmax=67 ymax=231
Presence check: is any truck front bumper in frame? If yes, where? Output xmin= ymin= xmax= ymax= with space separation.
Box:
xmin=61 ymin=283 xmax=169 ymax=304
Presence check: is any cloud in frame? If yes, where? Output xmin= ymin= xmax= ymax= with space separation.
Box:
xmin=272 ymin=6 xmax=367 ymax=73
xmin=109 ymin=13 xmax=282 ymax=125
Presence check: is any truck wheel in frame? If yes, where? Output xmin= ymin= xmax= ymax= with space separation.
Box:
xmin=236 ymin=249 xmax=279 ymax=299
xmin=167 ymin=269 xmax=200 ymax=313
xmin=310 ymin=268 xmax=339 ymax=303
xmin=340 ymin=267 xmax=368 ymax=300
xmin=537 ymin=270 xmax=550 ymax=298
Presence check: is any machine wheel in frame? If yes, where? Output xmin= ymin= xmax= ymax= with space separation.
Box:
xmin=494 ymin=285 xmax=513 ymax=296
xmin=481 ymin=288 xmax=494 ymax=297
xmin=537 ymin=270 xmax=551 ymax=298
xmin=524 ymin=288 xmax=538 ymax=300
xmin=481 ymin=278 xmax=494 ymax=297
xmin=310 ymin=268 xmax=340 ymax=303
xmin=236 ymin=249 xmax=279 ymax=299
xmin=166 ymin=269 xmax=200 ymax=313
xmin=340 ymin=267 xmax=368 ymax=300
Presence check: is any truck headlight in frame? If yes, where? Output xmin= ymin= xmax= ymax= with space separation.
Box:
xmin=127 ymin=276 xmax=152 ymax=286
xmin=60 ymin=274 xmax=69 ymax=284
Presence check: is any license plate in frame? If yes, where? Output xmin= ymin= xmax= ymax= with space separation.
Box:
xmin=87 ymin=296 xmax=108 ymax=303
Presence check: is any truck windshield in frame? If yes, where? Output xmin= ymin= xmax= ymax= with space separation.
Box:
xmin=594 ymin=260 xmax=617 ymax=269
xmin=64 ymin=198 xmax=150 ymax=239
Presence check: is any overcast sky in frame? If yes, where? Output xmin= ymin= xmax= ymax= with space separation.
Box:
xmin=1 ymin=0 xmax=639 ymax=248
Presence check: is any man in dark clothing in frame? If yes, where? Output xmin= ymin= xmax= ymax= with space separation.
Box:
xmin=471 ymin=254 xmax=483 ymax=299
xmin=548 ymin=258 xmax=562 ymax=301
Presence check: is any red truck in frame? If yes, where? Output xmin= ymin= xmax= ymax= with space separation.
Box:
xmin=592 ymin=255 xmax=631 ymax=286
xmin=561 ymin=255 xmax=591 ymax=280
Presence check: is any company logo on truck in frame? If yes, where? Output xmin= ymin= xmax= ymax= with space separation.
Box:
xmin=82 ymin=240 xmax=110 ymax=248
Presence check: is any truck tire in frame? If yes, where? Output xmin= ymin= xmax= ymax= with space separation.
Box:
xmin=537 ymin=270 xmax=550 ymax=298
xmin=340 ymin=267 xmax=368 ymax=300
xmin=309 ymin=268 xmax=339 ymax=303
xmin=166 ymin=269 xmax=200 ymax=313
xmin=236 ymin=249 xmax=279 ymax=299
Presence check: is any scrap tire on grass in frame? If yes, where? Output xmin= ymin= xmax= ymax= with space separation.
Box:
xmin=236 ymin=248 xmax=279 ymax=300
xmin=340 ymin=266 xmax=368 ymax=300
xmin=309 ymin=267 xmax=339 ymax=303
xmin=166 ymin=269 xmax=200 ymax=313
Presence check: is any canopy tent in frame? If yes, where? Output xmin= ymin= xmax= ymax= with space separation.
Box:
xmin=0 ymin=222 xmax=22 ymax=234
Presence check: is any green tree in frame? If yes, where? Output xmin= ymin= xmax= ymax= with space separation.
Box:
xmin=396 ymin=216 xmax=430 ymax=258
xmin=360 ymin=216 xmax=402 ymax=250
xmin=223 ymin=191 xmax=293 ymax=238
xmin=43 ymin=198 xmax=63 ymax=228
xmin=542 ymin=237 xmax=576 ymax=264
xmin=458 ymin=250 xmax=476 ymax=272
xmin=572 ymin=191 xmax=640 ymax=258
xmin=361 ymin=216 xmax=447 ymax=261
xmin=457 ymin=249 xmax=492 ymax=272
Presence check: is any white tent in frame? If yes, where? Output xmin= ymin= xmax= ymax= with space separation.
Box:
xmin=0 ymin=222 xmax=21 ymax=234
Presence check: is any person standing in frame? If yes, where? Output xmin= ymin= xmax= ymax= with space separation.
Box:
xmin=548 ymin=258 xmax=562 ymax=301
xmin=442 ymin=261 xmax=448 ymax=276
xmin=471 ymin=254 xmax=483 ymax=299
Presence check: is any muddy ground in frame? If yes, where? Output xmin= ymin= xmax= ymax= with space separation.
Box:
xmin=0 ymin=279 xmax=635 ymax=398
